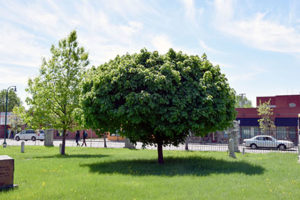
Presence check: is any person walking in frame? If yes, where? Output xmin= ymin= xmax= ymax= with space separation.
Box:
xmin=10 ymin=130 xmax=14 ymax=139
xmin=75 ymin=130 xmax=80 ymax=146
xmin=81 ymin=130 xmax=87 ymax=147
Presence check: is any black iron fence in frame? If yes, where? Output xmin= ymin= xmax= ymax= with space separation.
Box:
xmin=1 ymin=138 xmax=298 ymax=154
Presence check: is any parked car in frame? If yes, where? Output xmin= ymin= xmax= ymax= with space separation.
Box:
xmin=14 ymin=129 xmax=45 ymax=141
xmin=243 ymin=135 xmax=294 ymax=150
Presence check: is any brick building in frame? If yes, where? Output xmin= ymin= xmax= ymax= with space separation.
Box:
xmin=0 ymin=112 xmax=13 ymax=138
xmin=236 ymin=94 xmax=300 ymax=144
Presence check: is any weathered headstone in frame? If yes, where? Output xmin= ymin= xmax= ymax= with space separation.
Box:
xmin=44 ymin=129 xmax=54 ymax=146
xmin=0 ymin=156 xmax=17 ymax=190
xmin=59 ymin=143 xmax=62 ymax=154
xmin=228 ymin=139 xmax=236 ymax=158
xmin=124 ymin=138 xmax=135 ymax=149
xmin=21 ymin=141 xmax=25 ymax=153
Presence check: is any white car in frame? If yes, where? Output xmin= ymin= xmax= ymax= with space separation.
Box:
xmin=243 ymin=135 xmax=294 ymax=150
xmin=14 ymin=129 xmax=45 ymax=141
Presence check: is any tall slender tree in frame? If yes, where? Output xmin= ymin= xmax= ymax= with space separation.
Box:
xmin=257 ymin=99 xmax=275 ymax=135
xmin=26 ymin=30 xmax=89 ymax=154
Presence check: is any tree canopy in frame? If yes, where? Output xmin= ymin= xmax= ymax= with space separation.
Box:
xmin=235 ymin=94 xmax=252 ymax=108
xmin=25 ymin=30 xmax=89 ymax=154
xmin=81 ymin=49 xmax=236 ymax=163
xmin=0 ymin=89 xmax=21 ymax=112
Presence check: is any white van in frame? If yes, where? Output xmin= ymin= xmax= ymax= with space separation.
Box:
xmin=14 ymin=129 xmax=45 ymax=141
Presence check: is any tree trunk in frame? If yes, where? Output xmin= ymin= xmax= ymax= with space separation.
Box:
xmin=157 ymin=142 xmax=164 ymax=164
xmin=103 ymin=133 xmax=107 ymax=148
xmin=61 ymin=129 xmax=66 ymax=155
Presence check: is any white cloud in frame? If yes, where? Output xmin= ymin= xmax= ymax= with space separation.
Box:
xmin=151 ymin=35 xmax=173 ymax=53
xmin=0 ymin=67 xmax=32 ymax=85
xmin=214 ymin=0 xmax=300 ymax=53
xmin=225 ymin=65 xmax=266 ymax=83
xmin=181 ymin=0 xmax=196 ymax=20
xmin=214 ymin=0 xmax=234 ymax=20
xmin=198 ymin=40 xmax=223 ymax=54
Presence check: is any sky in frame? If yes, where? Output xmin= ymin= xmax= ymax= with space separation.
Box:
xmin=1 ymin=0 xmax=300 ymax=107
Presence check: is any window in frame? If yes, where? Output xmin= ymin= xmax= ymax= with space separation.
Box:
xmin=276 ymin=127 xmax=286 ymax=139
xmin=264 ymin=137 xmax=273 ymax=141
xmin=26 ymin=130 xmax=35 ymax=134
xmin=288 ymin=127 xmax=296 ymax=139
xmin=241 ymin=126 xmax=260 ymax=139
xmin=289 ymin=103 xmax=296 ymax=108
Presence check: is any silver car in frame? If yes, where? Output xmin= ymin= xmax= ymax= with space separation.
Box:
xmin=243 ymin=135 xmax=294 ymax=150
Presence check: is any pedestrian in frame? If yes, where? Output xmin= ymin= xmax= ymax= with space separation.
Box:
xmin=10 ymin=130 xmax=14 ymax=139
xmin=81 ymin=130 xmax=87 ymax=147
xmin=75 ymin=130 xmax=80 ymax=146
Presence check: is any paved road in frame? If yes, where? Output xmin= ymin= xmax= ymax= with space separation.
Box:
xmin=0 ymin=138 xmax=298 ymax=154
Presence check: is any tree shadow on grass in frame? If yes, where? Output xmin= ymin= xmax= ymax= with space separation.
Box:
xmin=34 ymin=154 xmax=108 ymax=159
xmin=81 ymin=156 xmax=264 ymax=176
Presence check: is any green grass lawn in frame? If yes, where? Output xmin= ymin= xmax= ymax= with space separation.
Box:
xmin=0 ymin=146 xmax=299 ymax=200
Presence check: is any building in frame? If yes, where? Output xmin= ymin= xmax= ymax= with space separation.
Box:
xmin=237 ymin=94 xmax=300 ymax=144
xmin=0 ymin=112 xmax=14 ymax=138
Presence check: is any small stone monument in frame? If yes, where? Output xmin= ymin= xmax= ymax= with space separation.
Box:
xmin=44 ymin=129 xmax=54 ymax=146
xmin=124 ymin=138 xmax=135 ymax=149
xmin=21 ymin=141 xmax=25 ymax=153
xmin=59 ymin=143 xmax=62 ymax=154
xmin=0 ymin=156 xmax=17 ymax=190
xmin=228 ymin=139 xmax=236 ymax=158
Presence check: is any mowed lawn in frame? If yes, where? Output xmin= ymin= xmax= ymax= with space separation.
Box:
xmin=0 ymin=146 xmax=300 ymax=200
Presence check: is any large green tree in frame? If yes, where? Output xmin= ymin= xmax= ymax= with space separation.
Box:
xmin=0 ymin=89 xmax=21 ymax=112
xmin=26 ymin=30 xmax=89 ymax=155
xmin=81 ymin=49 xmax=236 ymax=164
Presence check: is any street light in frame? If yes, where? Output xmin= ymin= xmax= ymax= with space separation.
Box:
xmin=3 ymin=86 xmax=16 ymax=148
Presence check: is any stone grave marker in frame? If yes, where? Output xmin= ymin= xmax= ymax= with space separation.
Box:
xmin=0 ymin=155 xmax=17 ymax=190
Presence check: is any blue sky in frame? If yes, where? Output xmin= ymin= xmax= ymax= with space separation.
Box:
xmin=1 ymin=0 xmax=300 ymax=107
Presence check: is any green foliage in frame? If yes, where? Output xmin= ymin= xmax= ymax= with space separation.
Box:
xmin=25 ymin=30 xmax=89 ymax=153
xmin=235 ymin=94 xmax=252 ymax=108
xmin=0 ymin=89 xmax=21 ymax=112
xmin=11 ymin=106 xmax=25 ymax=132
xmin=257 ymin=99 xmax=276 ymax=134
xmin=81 ymin=49 xmax=236 ymax=147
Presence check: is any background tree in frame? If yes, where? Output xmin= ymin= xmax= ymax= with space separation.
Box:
xmin=10 ymin=106 xmax=25 ymax=133
xmin=257 ymin=99 xmax=276 ymax=135
xmin=81 ymin=49 xmax=236 ymax=164
xmin=26 ymin=30 xmax=89 ymax=155
xmin=235 ymin=94 xmax=252 ymax=108
xmin=0 ymin=89 xmax=21 ymax=112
